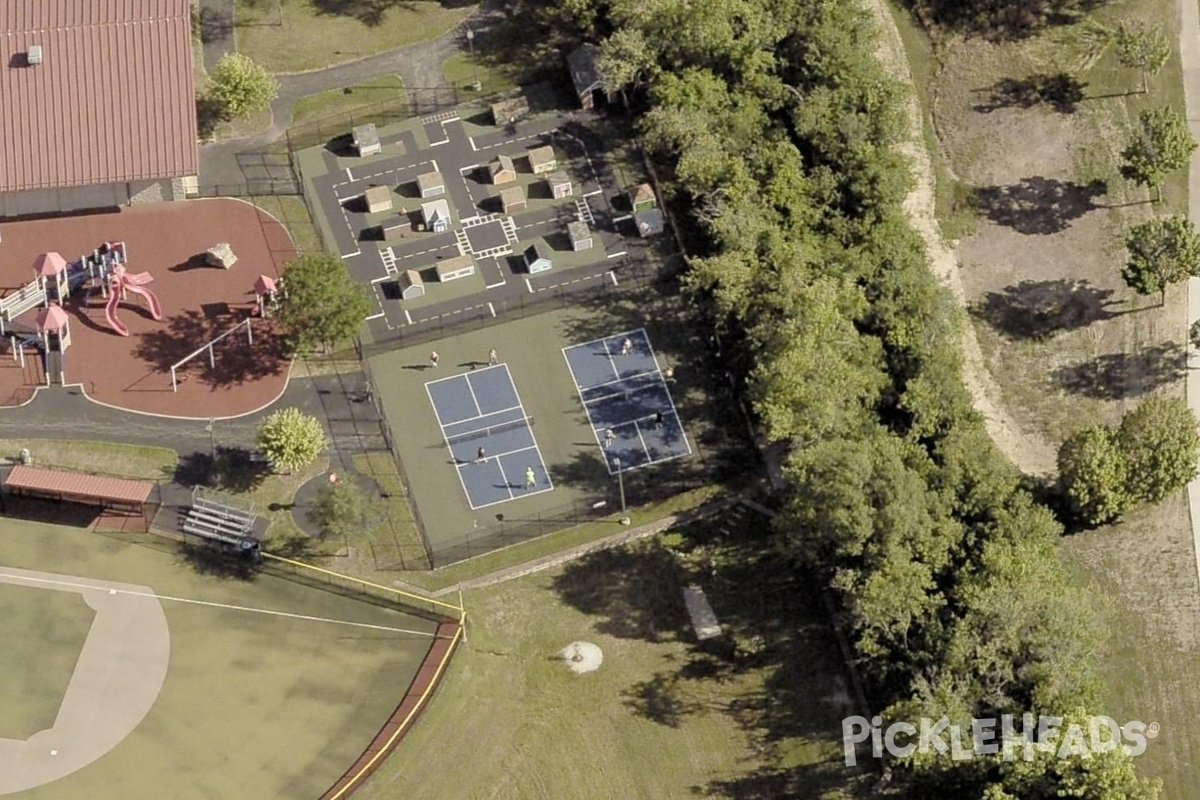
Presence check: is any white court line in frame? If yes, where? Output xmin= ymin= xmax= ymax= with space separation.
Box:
xmin=525 ymin=278 xmax=533 ymax=293
xmin=504 ymin=365 xmax=554 ymax=494
xmin=562 ymin=343 xmax=609 ymax=455
xmin=600 ymin=337 xmax=621 ymax=381
xmin=580 ymin=368 xmax=660 ymax=395
xmin=634 ymin=418 xmax=651 ymax=459
xmin=607 ymin=251 xmax=627 ymax=259
xmin=609 ymin=270 xmax=618 ymax=286
xmin=488 ymin=301 xmax=496 ymax=317
xmin=346 ymin=167 xmax=354 ymax=182
xmin=464 ymin=375 xmax=483 ymax=416
xmin=365 ymin=311 xmax=385 ymax=321
xmin=404 ymin=309 xmax=414 ymax=324
xmin=494 ymin=458 xmax=516 ymax=501
xmin=1 ymin=572 xmax=436 ymax=637
xmin=426 ymin=378 xmax=475 ymax=506
xmin=340 ymin=250 xmax=361 ymax=259
xmin=485 ymin=280 xmax=506 ymax=289
xmin=583 ymin=189 xmax=602 ymax=197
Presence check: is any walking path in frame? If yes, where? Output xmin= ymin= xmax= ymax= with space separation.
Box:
xmin=199 ymin=2 xmax=502 ymax=189
xmin=1179 ymin=0 xmax=1200 ymax=589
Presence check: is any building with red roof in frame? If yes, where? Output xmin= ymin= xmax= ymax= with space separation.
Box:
xmin=0 ymin=0 xmax=199 ymax=217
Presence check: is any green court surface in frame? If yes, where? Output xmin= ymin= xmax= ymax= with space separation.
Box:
xmin=0 ymin=519 xmax=440 ymax=800
xmin=0 ymin=584 xmax=95 ymax=740
xmin=367 ymin=293 xmax=720 ymax=562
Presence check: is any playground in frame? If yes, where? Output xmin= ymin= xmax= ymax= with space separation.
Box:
xmin=0 ymin=517 xmax=444 ymax=800
xmin=0 ymin=199 xmax=294 ymax=418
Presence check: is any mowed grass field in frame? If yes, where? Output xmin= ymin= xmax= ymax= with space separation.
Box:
xmin=1 ymin=518 xmax=440 ymax=800
xmin=235 ymin=0 xmax=474 ymax=73
xmin=360 ymin=505 xmax=870 ymax=799
xmin=0 ymin=584 xmax=95 ymax=740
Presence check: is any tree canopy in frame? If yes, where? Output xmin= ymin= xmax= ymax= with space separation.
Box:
xmin=256 ymin=408 xmax=326 ymax=473
xmin=568 ymin=0 xmax=1163 ymax=795
xmin=1113 ymin=21 xmax=1171 ymax=94
xmin=278 ymin=253 xmax=372 ymax=354
xmin=1121 ymin=107 xmax=1197 ymax=202
xmin=1121 ymin=214 xmax=1200 ymax=304
xmin=206 ymin=53 xmax=279 ymax=120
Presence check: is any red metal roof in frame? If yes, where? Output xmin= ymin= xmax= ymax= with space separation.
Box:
xmin=7 ymin=465 xmax=154 ymax=505
xmin=0 ymin=0 xmax=199 ymax=193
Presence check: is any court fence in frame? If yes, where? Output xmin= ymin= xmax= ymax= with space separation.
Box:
xmin=260 ymin=553 xmax=464 ymax=622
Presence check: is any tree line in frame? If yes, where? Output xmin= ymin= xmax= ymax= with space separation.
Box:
xmin=567 ymin=0 xmax=1182 ymax=796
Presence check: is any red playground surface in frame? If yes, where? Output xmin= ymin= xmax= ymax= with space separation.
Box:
xmin=0 ymin=199 xmax=295 ymax=418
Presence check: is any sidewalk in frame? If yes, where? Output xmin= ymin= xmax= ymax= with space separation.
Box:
xmin=1180 ymin=0 xmax=1200 ymax=590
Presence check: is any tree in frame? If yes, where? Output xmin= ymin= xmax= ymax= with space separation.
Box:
xmin=307 ymin=478 xmax=384 ymax=543
xmin=1057 ymin=425 xmax=1131 ymax=526
xmin=1114 ymin=22 xmax=1171 ymax=95
xmin=278 ymin=253 xmax=371 ymax=353
xmin=598 ymin=27 xmax=657 ymax=105
xmin=1116 ymin=395 xmax=1200 ymax=504
xmin=1121 ymin=107 xmax=1197 ymax=203
xmin=256 ymin=408 xmax=326 ymax=473
xmin=206 ymin=53 xmax=278 ymax=120
xmin=1121 ymin=214 xmax=1200 ymax=305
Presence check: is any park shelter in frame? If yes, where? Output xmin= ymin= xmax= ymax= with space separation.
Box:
xmin=629 ymin=183 xmax=657 ymax=213
xmin=566 ymin=44 xmax=615 ymax=110
xmin=353 ymin=123 xmax=381 ymax=156
xmin=416 ymin=171 xmax=445 ymax=198
xmin=524 ymin=244 xmax=552 ymax=274
xmin=364 ymin=185 xmax=392 ymax=214
xmin=399 ymin=270 xmax=425 ymax=299
xmin=527 ymin=146 xmax=557 ymax=175
xmin=491 ymin=96 xmax=530 ymax=126
xmin=420 ymin=199 xmax=452 ymax=232
xmin=568 ymin=220 xmax=592 ymax=251
xmin=435 ymin=254 xmax=475 ymax=282
xmin=2 ymin=465 xmax=158 ymax=531
xmin=489 ymin=155 xmax=516 ymax=185
xmin=0 ymin=0 xmax=198 ymax=217
xmin=547 ymin=171 xmax=572 ymax=199
xmin=500 ymin=186 xmax=526 ymax=215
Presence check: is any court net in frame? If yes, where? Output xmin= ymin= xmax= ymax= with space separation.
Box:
xmin=445 ymin=416 xmax=533 ymax=446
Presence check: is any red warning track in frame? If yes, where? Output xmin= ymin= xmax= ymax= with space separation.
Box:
xmin=0 ymin=199 xmax=295 ymax=418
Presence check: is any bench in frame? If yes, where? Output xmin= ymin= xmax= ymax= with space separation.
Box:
xmin=191 ymin=498 xmax=256 ymax=525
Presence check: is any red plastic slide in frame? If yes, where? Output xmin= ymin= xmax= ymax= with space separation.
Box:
xmin=104 ymin=265 xmax=163 ymax=337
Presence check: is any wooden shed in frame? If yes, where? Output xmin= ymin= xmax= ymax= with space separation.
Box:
xmin=489 ymin=155 xmax=516 ymax=185
xmin=629 ymin=183 xmax=657 ymax=213
xmin=568 ymin=220 xmax=592 ymax=251
xmin=435 ymin=254 xmax=476 ymax=282
xmin=527 ymin=145 xmax=557 ymax=175
xmin=364 ymin=185 xmax=392 ymax=214
xmin=352 ymin=123 xmax=381 ymax=156
xmin=416 ymin=171 xmax=445 ymax=198
xmin=500 ymin=185 xmax=526 ymax=215
xmin=399 ymin=270 xmax=425 ymax=299
xmin=547 ymin=171 xmax=573 ymax=199
xmin=524 ymin=244 xmax=552 ymax=274
xmin=491 ymin=96 xmax=530 ymax=126
xmin=421 ymin=199 xmax=452 ymax=232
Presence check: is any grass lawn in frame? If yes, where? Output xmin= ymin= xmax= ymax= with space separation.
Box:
xmin=440 ymin=53 xmax=517 ymax=95
xmin=235 ymin=0 xmax=475 ymax=73
xmin=0 ymin=583 xmax=95 ymax=740
xmin=249 ymin=194 xmax=323 ymax=254
xmin=0 ymin=517 xmax=437 ymax=800
xmin=290 ymin=75 xmax=407 ymax=130
xmin=350 ymin=451 xmax=430 ymax=571
xmin=0 ymin=440 xmax=178 ymax=481
xmin=360 ymin=505 xmax=869 ymax=799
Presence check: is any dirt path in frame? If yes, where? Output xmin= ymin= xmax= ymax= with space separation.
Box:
xmin=863 ymin=0 xmax=1058 ymax=478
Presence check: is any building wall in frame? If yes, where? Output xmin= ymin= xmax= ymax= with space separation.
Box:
xmin=0 ymin=178 xmax=185 ymax=218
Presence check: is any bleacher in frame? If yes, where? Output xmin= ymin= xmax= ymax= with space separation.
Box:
xmin=181 ymin=487 xmax=260 ymax=557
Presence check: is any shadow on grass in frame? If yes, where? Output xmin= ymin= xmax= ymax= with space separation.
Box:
xmin=177 ymin=542 xmax=260 ymax=580
xmin=173 ymin=448 xmax=270 ymax=493
xmin=552 ymin=506 xmax=871 ymax=798
xmin=972 ymin=177 xmax=1105 ymax=234
xmin=969 ymin=278 xmax=1126 ymax=341
xmin=898 ymin=0 xmax=1108 ymax=41
xmin=972 ymin=73 xmax=1086 ymax=113
xmin=310 ymin=0 xmax=419 ymax=27
xmin=1050 ymin=342 xmax=1189 ymax=399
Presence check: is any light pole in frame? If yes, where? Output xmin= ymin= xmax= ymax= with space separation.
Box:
xmin=204 ymin=417 xmax=216 ymax=459
xmin=614 ymin=456 xmax=630 ymax=525
xmin=466 ymin=28 xmax=480 ymax=91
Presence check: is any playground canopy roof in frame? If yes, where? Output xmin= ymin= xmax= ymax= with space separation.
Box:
xmin=0 ymin=0 xmax=198 ymax=193
xmin=35 ymin=303 xmax=69 ymax=331
xmin=254 ymin=275 xmax=277 ymax=295
xmin=32 ymin=251 xmax=67 ymax=276
xmin=5 ymin=465 xmax=154 ymax=506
